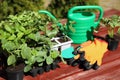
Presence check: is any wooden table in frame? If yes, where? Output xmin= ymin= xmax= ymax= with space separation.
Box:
xmin=0 ymin=9 xmax=120 ymax=80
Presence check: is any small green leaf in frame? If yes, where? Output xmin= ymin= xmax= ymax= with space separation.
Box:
xmin=46 ymin=30 xmax=58 ymax=38
xmin=27 ymin=33 xmax=35 ymax=40
xmin=24 ymin=65 xmax=32 ymax=72
xmin=38 ymin=50 xmax=47 ymax=58
xmin=36 ymin=56 xmax=44 ymax=63
xmin=35 ymin=32 xmax=41 ymax=41
xmin=7 ymin=34 xmax=16 ymax=40
xmin=24 ymin=28 xmax=35 ymax=35
xmin=69 ymin=25 xmax=75 ymax=33
xmin=25 ymin=57 xmax=35 ymax=65
xmin=38 ymin=63 xmax=43 ymax=66
xmin=117 ymin=28 xmax=120 ymax=34
xmin=29 ymin=56 xmax=36 ymax=64
xmin=46 ymin=56 xmax=53 ymax=65
xmin=31 ymin=49 xmax=38 ymax=55
xmin=21 ymin=44 xmax=32 ymax=59
xmin=4 ymin=25 xmax=13 ymax=33
xmin=17 ymin=32 xmax=24 ymax=39
xmin=2 ymin=41 xmax=16 ymax=51
xmin=19 ymin=26 xmax=26 ymax=32
xmin=7 ymin=55 xmax=16 ymax=66
xmin=50 ymin=50 xmax=59 ymax=59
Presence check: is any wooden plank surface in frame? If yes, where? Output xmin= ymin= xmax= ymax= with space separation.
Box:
xmin=0 ymin=9 xmax=120 ymax=80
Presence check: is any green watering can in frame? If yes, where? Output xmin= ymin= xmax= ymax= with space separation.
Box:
xmin=39 ymin=6 xmax=103 ymax=44
xmin=67 ymin=6 xmax=103 ymax=43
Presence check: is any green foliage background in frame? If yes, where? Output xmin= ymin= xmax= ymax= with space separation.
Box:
xmin=47 ymin=0 xmax=99 ymax=18
xmin=0 ymin=0 xmax=99 ymax=20
xmin=0 ymin=0 xmax=45 ymax=21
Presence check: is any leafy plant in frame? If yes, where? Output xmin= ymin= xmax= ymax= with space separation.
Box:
xmin=0 ymin=11 xmax=60 ymax=72
xmin=0 ymin=0 xmax=45 ymax=21
xmin=101 ymin=15 xmax=120 ymax=38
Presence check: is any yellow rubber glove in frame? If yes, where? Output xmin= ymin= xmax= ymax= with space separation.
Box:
xmin=80 ymin=38 xmax=108 ymax=66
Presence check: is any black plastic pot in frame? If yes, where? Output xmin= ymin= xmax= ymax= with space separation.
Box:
xmin=38 ymin=67 xmax=44 ymax=74
xmin=6 ymin=64 xmax=24 ymax=80
xmin=106 ymin=35 xmax=119 ymax=51
xmin=54 ymin=57 xmax=61 ymax=63
xmin=44 ymin=64 xmax=51 ymax=72
xmin=51 ymin=62 xmax=58 ymax=70
xmin=29 ymin=67 xmax=38 ymax=77
xmin=107 ymin=39 xmax=119 ymax=51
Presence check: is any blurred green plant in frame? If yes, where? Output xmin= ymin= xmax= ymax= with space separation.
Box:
xmin=0 ymin=11 xmax=60 ymax=72
xmin=47 ymin=0 xmax=99 ymax=18
xmin=101 ymin=15 xmax=120 ymax=38
xmin=0 ymin=0 xmax=45 ymax=21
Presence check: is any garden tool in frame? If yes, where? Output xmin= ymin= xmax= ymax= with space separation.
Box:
xmin=67 ymin=6 xmax=103 ymax=44
xmin=39 ymin=6 xmax=104 ymax=44
xmin=73 ymin=38 xmax=108 ymax=70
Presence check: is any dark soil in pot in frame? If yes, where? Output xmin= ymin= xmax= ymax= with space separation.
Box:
xmin=6 ymin=63 xmax=24 ymax=80
xmin=57 ymin=36 xmax=70 ymax=43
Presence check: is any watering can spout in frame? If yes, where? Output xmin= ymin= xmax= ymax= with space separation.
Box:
xmin=38 ymin=10 xmax=57 ymax=22
xmin=38 ymin=10 xmax=64 ymax=31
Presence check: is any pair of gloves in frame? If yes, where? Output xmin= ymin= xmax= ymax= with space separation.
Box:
xmin=73 ymin=38 xmax=108 ymax=70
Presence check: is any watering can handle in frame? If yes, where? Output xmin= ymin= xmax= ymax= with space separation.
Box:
xmin=68 ymin=6 xmax=103 ymax=27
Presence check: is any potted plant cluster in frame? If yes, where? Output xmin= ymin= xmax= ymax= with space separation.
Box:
xmin=101 ymin=15 xmax=120 ymax=51
xmin=0 ymin=11 xmax=63 ymax=79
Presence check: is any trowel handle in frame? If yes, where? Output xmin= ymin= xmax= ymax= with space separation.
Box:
xmin=68 ymin=6 xmax=104 ymax=27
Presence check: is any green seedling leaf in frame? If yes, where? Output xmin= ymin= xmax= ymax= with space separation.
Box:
xmin=117 ymin=28 xmax=120 ymax=34
xmin=2 ymin=41 xmax=16 ymax=51
xmin=25 ymin=56 xmax=35 ymax=65
xmin=36 ymin=56 xmax=45 ymax=63
xmin=21 ymin=44 xmax=32 ymax=59
xmin=46 ymin=30 xmax=58 ymax=38
xmin=69 ymin=25 xmax=75 ymax=33
xmin=35 ymin=32 xmax=41 ymax=41
xmin=46 ymin=56 xmax=53 ymax=65
xmin=7 ymin=34 xmax=16 ymax=40
xmin=38 ymin=63 xmax=43 ymax=66
xmin=7 ymin=55 xmax=16 ymax=66
xmin=31 ymin=49 xmax=38 ymax=55
xmin=24 ymin=65 xmax=32 ymax=72
xmin=50 ymin=50 xmax=59 ymax=59
xmin=24 ymin=28 xmax=36 ymax=35
xmin=4 ymin=25 xmax=13 ymax=33
xmin=27 ymin=33 xmax=35 ymax=40
xmin=17 ymin=32 xmax=24 ymax=39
